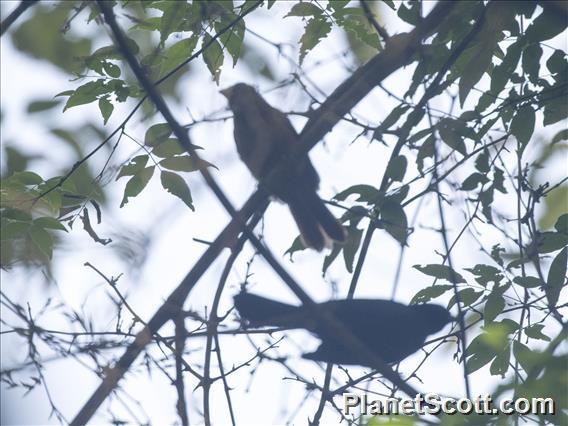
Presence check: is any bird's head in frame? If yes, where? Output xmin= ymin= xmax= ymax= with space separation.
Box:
xmin=414 ymin=304 xmax=455 ymax=334
xmin=220 ymin=83 xmax=257 ymax=112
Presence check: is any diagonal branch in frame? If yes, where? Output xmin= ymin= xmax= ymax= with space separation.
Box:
xmin=0 ymin=0 xmax=38 ymax=36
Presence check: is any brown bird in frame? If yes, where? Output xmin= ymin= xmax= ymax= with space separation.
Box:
xmin=221 ymin=83 xmax=346 ymax=251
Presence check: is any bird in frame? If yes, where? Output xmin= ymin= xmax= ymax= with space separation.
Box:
xmin=221 ymin=83 xmax=346 ymax=251
xmin=234 ymin=292 xmax=455 ymax=366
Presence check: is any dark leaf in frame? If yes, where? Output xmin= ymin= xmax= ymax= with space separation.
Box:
xmin=342 ymin=227 xmax=363 ymax=273
xmin=489 ymin=346 xmax=510 ymax=377
xmin=465 ymin=264 xmax=503 ymax=287
xmin=414 ymin=264 xmax=466 ymax=283
xmin=33 ymin=217 xmax=67 ymax=232
xmin=410 ymin=285 xmax=453 ymax=304
xmin=380 ymin=200 xmax=407 ymax=244
xmin=522 ymin=43 xmax=542 ymax=84
xmin=152 ymin=138 xmax=186 ymax=158
xmin=160 ymin=171 xmax=194 ymax=210
xmin=116 ymin=155 xmax=149 ymax=180
xmin=29 ymin=225 xmax=53 ymax=260
xmin=285 ymin=3 xmax=322 ymax=17
xmin=299 ymin=17 xmax=331 ymax=64
xmin=27 ymin=99 xmax=62 ymax=113
xmin=545 ymin=247 xmax=567 ymax=308
xmin=484 ymin=292 xmax=505 ymax=324
xmin=120 ymin=166 xmax=155 ymax=207
xmin=98 ymin=97 xmax=114 ymax=125
xmin=448 ymin=287 xmax=483 ymax=309
xmin=145 ymin=123 xmax=172 ymax=147
xmin=510 ymin=105 xmax=535 ymax=154
xmin=334 ymin=184 xmax=381 ymax=205
xmin=159 ymin=156 xmax=217 ymax=172
xmin=203 ymin=33 xmax=224 ymax=84
xmin=384 ymin=155 xmax=407 ymax=183
xmin=438 ymin=118 xmax=467 ymax=156
xmin=555 ymin=213 xmax=568 ymax=234
xmin=524 ymin=324 xmax=551 ymax=342
xmin=460 ymin=172 xmax=489 ymax=191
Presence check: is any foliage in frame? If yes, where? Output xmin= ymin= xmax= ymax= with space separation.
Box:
xmin=1 ymin=1 xmax=566 ymax=425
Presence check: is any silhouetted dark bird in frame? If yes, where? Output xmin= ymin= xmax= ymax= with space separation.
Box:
xmin=221 ymin=83 xmax=346 ymax=251
xmin=234 ymin=292 xmax=454 ymax=366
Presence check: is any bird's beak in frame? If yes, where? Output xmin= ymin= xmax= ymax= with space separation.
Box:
xmin=220 ymin=87 xmax=233 ymax=99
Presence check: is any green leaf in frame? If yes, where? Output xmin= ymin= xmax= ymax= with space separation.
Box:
xmin=524 ymin=7 xmax=567 ymax=42
xmin=120 ymin=166 xmax=155 ymax=207
xmin=552 ymin=129 xmax=568 ymax=145
xmin=410 ymin=285 xmax=453 ymax=304
xmin=465 ymin=264 xmax=503 ymax=287
xmin=342 ymin=227 xmax=363 ymax=273
xmin=285 ymin=3 xmax=322 ymax=17
xmin=160 ymin=171 xmax=194 ymax=210
xmin=490 ymin=40 xmax=522 ymax=95
xmin=465 ymin=334 xmax=496 ymax=373
xmin=1 ymin=220 xmax=31 ymax=240
xmin=535 ymin=231 xmax=568 ymax=254
xmin=322 ymin=243 xmax=341 ymax=274
xmin=145 ymin=123 xmax=172 ymax=147
xmin=159 ymin=156 xmax=216 ymax=172
xmin=492 ymin=166 xmax=507 ymax=194
xmin=546 ymin=247 xmax=567 ymax=308
xmin=513 ymin=276 xmax=542 ymax=288
xmin=437 ymin=118 xmax=467 ymax=156
xmin=458 ymin=43 xmax=495 ymax=106
xmin=510 ymin=105 xmax=535 ymax=154
xmin=29 ymin=224 xmax=53 ymax=260
xmin=374 ymin=105 xmax=410 ymax=139
xmin=384 ymin=155 xmax=407 ymax=183
xmin=285 ymin=236 xmax=307 ymax=260
xmin=10 ymin=171 xmax=43 ymax=185
xmin=484 ymin=292 xmax=505 ymax=324
xmin=98 ymin=97 xmax=114 ymax=125
xmin=489 ymin=346 xmax=510 ymax=377
xmin=416 ymin=134 xmax=435 ymax=172
xmin=543 ymin=86 xmax=568 ymax=125
xmin=380 ymin=200 xmax=407 ymax=245
xmin=334 ymin=184 xmax=381 ymax=205
xmin=546 ymin=49 xmax=568 ymax=76
xmin=513 ymin=341 xmax=543 ymax=373
xmin=159 ymin=1 xmax=186 ymax=45
xmin=203 ymin=33 xmax=224 ymax=84
xmin=340 ymin=14 xmax=381 ymax=51
xmin=474 ymin=150 xmax=490 ymax=173
xmin=160 ymin=36 xmax=199 ymax=75
xmin=63 ymin=79 xmax=111 ymax=111
xmin=524 ymin=324 xmax=551 ymax=342
xmin=220 ymin=22 xmax=245 ymax=67
xmin=522 ymin=43 xmax=542 ymax=84
xmin=397 ymin=2 xmax=420 ymax=25
xmin=299 ymin=17 xmax=331 ymax=64
xmin=27 ymin=99 xmax=62 ymax=113
xmin=555 ymin=213 xmax=568 ymax=234
xmin=460 ymin=172 xmax=489 ymax=191
xmin=448 ymin=287 xmax=483 ymax=309
xmin=103 ymin=61 xmax=121 ymax=78
xmin=152 ymin=138 xmax=186 ymax=158
xmin=413 ymin=264 xmax=466 ymax=283
xmin=116 ymin=155 xmax=149 ymax=180
xmin=33 ymin=217 xmax=67 ymax=232
xmin=491 ymin=244 xmax=506 ymax=267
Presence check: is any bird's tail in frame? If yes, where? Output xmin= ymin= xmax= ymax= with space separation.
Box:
xmin=234 ymin=292 xmax=307 ymax=329
xmin=287 ymin=188 xmax=346 ymax=251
